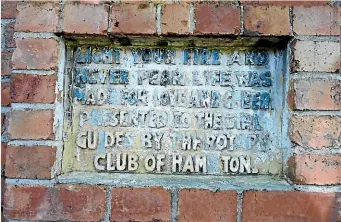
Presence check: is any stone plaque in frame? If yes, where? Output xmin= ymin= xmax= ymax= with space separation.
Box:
xmin=62 ymin=45 xmax=285 ymax=176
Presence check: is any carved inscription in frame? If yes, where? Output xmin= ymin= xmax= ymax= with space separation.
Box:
xmin=63 ymin=46 xmax=284 ymax=175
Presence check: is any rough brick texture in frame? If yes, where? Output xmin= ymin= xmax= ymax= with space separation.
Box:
xmin=243 ymin=191 xmax=340 ymax=221
xmin=290 ymin=79 xmax=341 ymax=111
xmin=1 ymin=51 xmax=13 ymax=76
xmin=1 ymin=1 xmax=18 ymax=19
xmin=293 ymin=6 xmax=339 ymax=35
xmin=12 ymin=39 xmax=59 ymax=70
xmin=288 ymin=154 xmax=341 ymax=185
xmin=4 ymin=184 xmax=106 ymax=221
xmin=162 ymin=4 xmax=190 ymax=34
xmin=111 ymin=187 xmax=171 ymax=221
xmin=11 ymin=74 xmax=57 ymax=103
xmin=290 ymin=115 xmax=341 ymax=149
xmin=5 ymin=146 xmax=56 ymax=179
xmin=178 ymin=189 xmax=237 ymax=222
xmin=244 ymin=6 xmax=290 ymax=35
xmin=5 ymin=22 xmax=15 ymax=48
xmin=194 ymin=4 xmax=240 ymax=34
xmin=111 ymin=4 xmax=156 ymax=34
xmin=1 ymin=143 xmax=6 ymax=169
xmin=8 ymin=110 xmax=55 ymax=140
xmin=15 ymin=2 xmax=60 ymax=33
xmin=292 ymin=40 xmax=340 ymax=72
xmin=1 ymin=82 xmax=10 ymax=106
xmin=63 ymin=3 xmax=108 ymax=35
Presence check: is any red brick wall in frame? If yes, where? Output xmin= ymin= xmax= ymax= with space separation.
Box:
xmin=1 ymin=1 xmax=341 ymax=221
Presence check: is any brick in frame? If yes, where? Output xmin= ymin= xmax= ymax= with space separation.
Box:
xmin=12 ymin=39 xmax=59 ymax=70
xmin=1 ymin=1 xmax=18 ymax=19
xmin=292 ymin=40 xmax=340 ymax=72
xmin=178 ymin=189 xmax=237 ymax=222
xmin=290 ymin=79 xmax=341 ymax=111
xmin=240 ymin=0 xmax=330 ymax=6
xmin=287 ymin=154 xmax=341 ymax=185
xmin=242 ymin=191 xmax=339 ymax=221
xmin=5 ymin=146 xmax=56 ymax=179
xmin=111 ymin=4 xmax=156 ymax=34
xmin=194 ymin=4 xmax=240 ymax=34
xmin=11 ymin=74 xmax=57 ymax=103
xmin=293 ymin=6 xmax=339 ymax=36
xmin=8 ymin=110 xmax=55 ymax=140
xmin=290 ymin=115 xmax=341 ymax=149
xmin=244 ymin=6 xmax=290 ymax=35
xmin=15 ymin=2 xmax=60 ymax=33
xmin=63 ymin=3 xmax=108 ymax=35
xmin=1 ymin=143 xmax=6 ymax=169
xmin=111 ymin=187 xmax=171 ymax=221
xmin=1 ymin=113 xmax=7 ymax=136
xmin=162 ymin=4 xmax=190 ymax=34
xmin=1 ymin=82 xmax=10 ymax=106
xmin=5 ymin=22 xmax=15 ymax=48
xmin=1 ymin=51 xmax=13 ymax=76
xmin=4 ymin=184 xmax=106 ymax=221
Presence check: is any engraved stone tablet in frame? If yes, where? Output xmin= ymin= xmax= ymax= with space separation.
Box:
xmin=62 ymin=46 xmax=285 ymax=175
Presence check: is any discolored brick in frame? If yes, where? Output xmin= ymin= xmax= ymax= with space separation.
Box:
xmin=244 ymin=6 xmax=290 ymax=35
xmin=1 ymin=1 xmax=18 ymax=19
xmin=5 ymin=22 xmax=15 ymax=48
xmin=111 ymin=4 xmax=157 ymax=34
xmin=111 ymin=187 xmax=171 ymax=221
xmin=287 ymin=154 xmax=341 ymax=185
xmin=293 ymin=6 xmax=339 ymax=35
xmin=1 ymin=51 xmax=13 ymax=76
xmin=12 ymin=39 xmax=59 ymax=70
xmin=15 ymin=2 xmax=60 ymax=33
xmin=291 ymin=79 xmax=341 ymax=111
xmin=179 ymin=189 xmax=237 ymax=222
xmin=162 ymin=4 xmax=190 ymax=34
xmin=63 ymin=3 xmax=108 ymax=35
xmin=290 ymin=115 xmax=341 ymax=149
xmin=4 ymin=184 xmax=106 ymax=221
xmin=194 ymin=4 xmax=240 ymax=34
xmin=292 ymin=40 xmax=340 ymax=72
xmin=5 ymin=146 xmax=56 ymax=179
xmin=1 ymin=82 xmax=10 ymax=106
xmin=242 ymin=191 xmax=339 ymax=221
xmin=8 ymin=110 xmax=55 ymax=140
xmin=11 ymin=74 xmax=57 ymax=103
xmin=1 ymin=143 xmax=7 ymax=169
